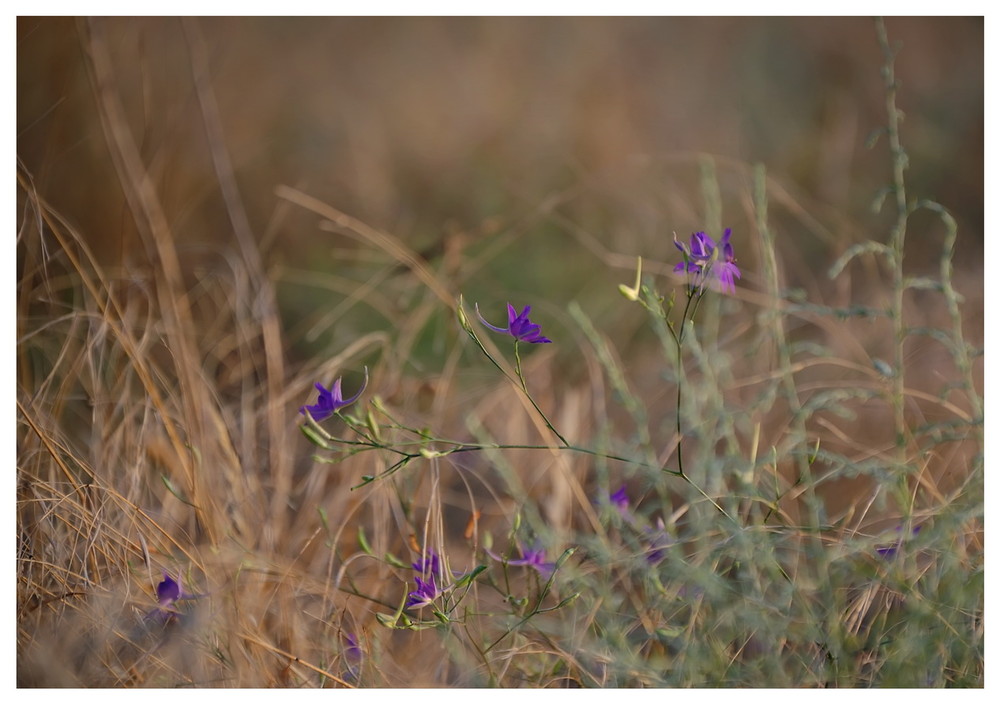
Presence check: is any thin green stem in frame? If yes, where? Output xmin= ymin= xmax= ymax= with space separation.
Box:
xmin=458 ymin=299 xmax=569 ymax=447
xmin=483 ymin=548 xmax=574 ymax=653
xmin=337 ymin=437 xmax=664 ymax=488
xmin=679 ymin=472 xmax=736 ymax=524
xmin=667 ymin=286 xmax=704 ymax=478
xmin=513 ymin=341 xmax=570 ymax=447
xmin=876 ymin=17 xmax=910 ymax=463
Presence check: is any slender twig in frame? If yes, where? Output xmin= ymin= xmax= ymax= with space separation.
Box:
xmin=670 ymin=286 xmax=704 ymax=478
xmin=513 ymin=341 xmax=570 ymax=447
xmin=875 ymin=17 xmax=910 ymax=465
xmin=239 ymin=632 xmax=354 ymax=688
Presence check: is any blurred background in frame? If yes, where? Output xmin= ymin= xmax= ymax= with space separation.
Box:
xmin=18 ymin=16 xmax=983 ymax=299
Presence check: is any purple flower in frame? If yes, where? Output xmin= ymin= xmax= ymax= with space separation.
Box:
xmin=487 ymin=542 xmax=556 ymax=580
xmin=610 ymin=485 xmax=631 ymax=513
xmin=343 ymin=632 xmax=363 ymax=663
xmin=607 ymin=485 xmax=641 ymax=527
xmin=607 ymin=483 xmax=649 ymax=519
xmin=475 ymin=303 xmax=552 ymax=344
xmin=342 ymin=632 xmax=363 ymax=681
xmin=875 ymin=525 xmax=922 ymax=559
xmin=407 ymin=549 xmax=446 ymax=608
xmin=157 ymin=574 xmax=181 ymax=607
xmin=643 ymin=518 xmax=673 ymax=565
xmin=146 ymin=572 xmax=202 ymax=623
xmin=407 ymin=575 xmax=441 ymax=608
xmin=300 ymin=369 xmax=368 ymax=422
xmin=673 ymin=228 xmax=741 ymax=294
xmin=597 ymin=488 xmax=673 ymax=564
xmin=411 ymin=551 xmax=443 ymax=581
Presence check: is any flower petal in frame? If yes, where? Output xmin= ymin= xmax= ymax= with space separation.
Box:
xmin=157 ymin=574 xmax=181 ymax=606
xmin=336 ymin=368 xmax=369 ymax=409
xmin=475 ymin=303 xmax=511 ymax=334
xmin=507 ymin=303 xmax=524 ymax=327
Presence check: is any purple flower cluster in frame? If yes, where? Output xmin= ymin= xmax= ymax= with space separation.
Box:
xmin=673 ymin=228 xmax=741 ymax=294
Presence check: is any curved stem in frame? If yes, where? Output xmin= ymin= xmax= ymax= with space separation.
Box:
xmin=679 ymin=473 xmax=736 ymax=524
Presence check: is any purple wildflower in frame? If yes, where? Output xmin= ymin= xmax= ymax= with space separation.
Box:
xmin=643 ymin=518 xmax=673 ymax=565
xmin=157 ymin=573 xmax=181 ymax=607
xmin=598 ymin=487 xmax=672 ymax=564
xmin=146 ymin=572 xmax=202 ymax=624
xmin=475 ymin=303 xmax=552 ymax=344
xmin=673 ymin=228 xmax=741 ymax=294
xmin=487 ymin=542 xmax=556 ymax=580
xmin=300 ymin=369 xmax=368 ymax=422
xmin=343 ymin=632 xmax=363 ymax=663
xmin=875 ymin=525 xmax=922 ymax=559
xmin=610 ymin=485 xmax=631 ymax=513
xmin=407 ymin=575 xmax=441 ymax=608
xmin=607 ymin=485 xmax=640 ymax=527
xmin=407 ymin=549 xmax=446 ymax=608
xmin=342 ymin=631 xmax=363 ymax=681
xmin=411 ymin=551 xmax=442 ymax=579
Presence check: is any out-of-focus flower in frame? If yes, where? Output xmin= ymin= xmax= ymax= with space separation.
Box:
xmin=475 ymin=303 xmax=552 ymax=344
xmin=342 ymin=631 xmax=363 ymax=682
xmin=300 ymin=370 xmax=368 ymax=422
xmin=598 ymin=487 xmax=673 ymax=564
xmin=875 ymin=525 xmax=922 ymax=559
xmin=643 ymin=518 xmax=673 ymax=565
xmin=606 ymin=485 xmax=642 ymax=527
xmin=411 ymin=551 xmax=442 ymax=581
xmin=343 ymin=632 xmax=363 ymax=663
xmin=673 ymin=228 xmax=741 ymax=294
xmin=487 ymin=542 xmax=556 ymax=580
xmin=157 ymin=574 xmax=181 ymax=607
xmin=146 ymin=572 xmax=202 ymax=623
xmin=610 ymin=485 xmax=631 ymax=514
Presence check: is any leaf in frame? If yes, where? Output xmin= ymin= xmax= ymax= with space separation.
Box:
xmin=161 ymin=475 xmax=196 ymax=507
xmin=357 ymin=526 xmax=372 ymax=555
xmin=554 ymin=592 xmax=580 ymax=609
xmin=383 ymin=552 xmax=410 ymax=570
xmin=365 ymin=408 xmax=381 ymax=443
xmin=299 ymin=424 xmax=332 ymax=449
xmin=453 ymin=565 xmax=487 ymax=589
xmin=656 ymin=625 xmax=686 ymax=640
